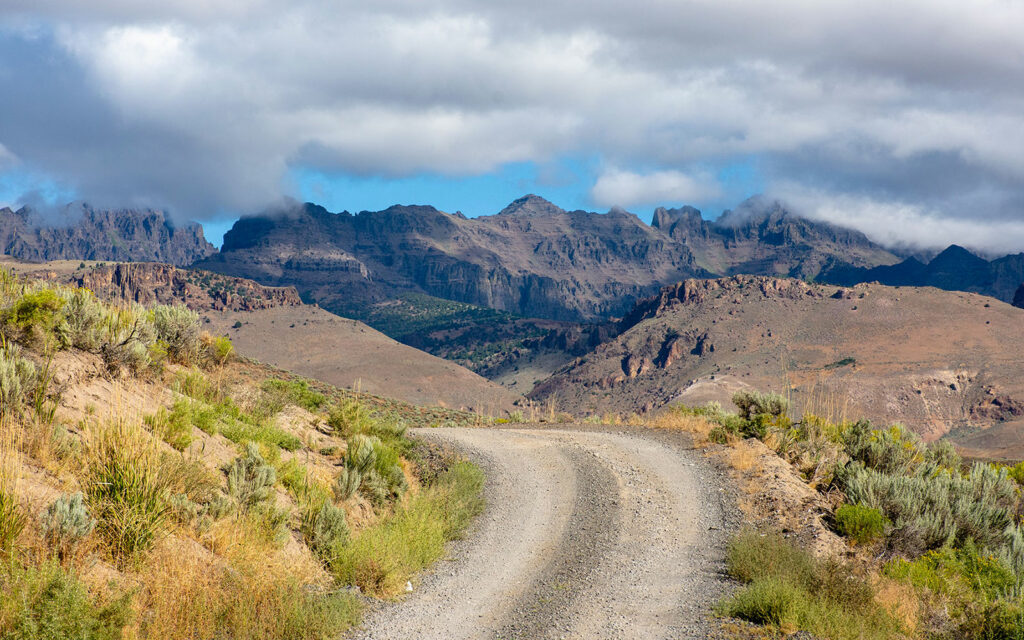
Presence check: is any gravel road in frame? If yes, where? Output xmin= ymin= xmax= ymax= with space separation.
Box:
xmin=351 ymin=426 xmax=737 ymax=640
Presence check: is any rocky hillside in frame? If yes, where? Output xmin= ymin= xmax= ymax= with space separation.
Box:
xmin=531 ymin=276 xmax=1024 ymax=448
xmin=0 ymin=202 xmax=215 ymax=266
xmin=195 ymin=195 xmax=900 ymax=324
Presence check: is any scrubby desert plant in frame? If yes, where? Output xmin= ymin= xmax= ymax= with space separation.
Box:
xmin=152 ymin=304 xmax=201 ymax=364
xmin=204 ymin=334 xmax=234 ymax=366
xmin=40 ymin=492 xmax=96 ymax=560
xmin=333 ymin=467 xmax=362 ymax=502
xmin=61 ymin=288 xmax=105 ymax=351
xmin=834 ymin=503 xmax=887 ymax=545
xmin=261 ymin=378 xmax=326 ymax=412
xmin=843 ymin=421 xmax=926 ymax=475
xmin=733 ymin=391 xmax=789 ymax=420
xmin=327 ymin=400 xmax=374 ymax=437
xmin=0 ymin=343 xmax=36 ymax=418
xmin=836 ymin=460 xmax=1020 ymax=557
xmin=2 ymin=288 xmax=67 ymax=348
xmin=0 ymin=559 xmax=132 ymax=639
xmin=226 ymin=444 xmax=276 ymax=510
xmin=303 ymin=501 xmax=349 ymax=562
xmin=344 ymin=434 xmax=407 ymax=506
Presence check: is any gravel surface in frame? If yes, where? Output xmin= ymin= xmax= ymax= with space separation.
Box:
xmin=351 ymin=425 xmax=739 ymax=640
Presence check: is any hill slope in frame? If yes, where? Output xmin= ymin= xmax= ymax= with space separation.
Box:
xmin=1 ymin=257 xmax=517 ymax=413
xmin=531 ymin=276 xmax=1024 ymax=445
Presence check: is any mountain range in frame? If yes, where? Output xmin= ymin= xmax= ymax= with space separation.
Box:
xmin=2 ymin=194 xmax=1022 ymax=329
xmin=0 ymin=202 xmax=215 ymax=266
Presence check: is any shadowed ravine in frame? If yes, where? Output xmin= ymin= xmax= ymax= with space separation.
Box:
xmin=352 ymin=426 xmax=736 ymax=640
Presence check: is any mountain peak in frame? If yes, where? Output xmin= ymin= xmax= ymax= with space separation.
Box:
xmin=496 ymin=194 xmax=565 ymax=217
xmin=931 ymin=244 xmax=987 ymax=267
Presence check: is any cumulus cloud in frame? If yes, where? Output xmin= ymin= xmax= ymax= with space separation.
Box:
xmin=591 ymin=169 xmax=720 ymax=208
xmin=0 ymin=0 xmax=1021 ymax=252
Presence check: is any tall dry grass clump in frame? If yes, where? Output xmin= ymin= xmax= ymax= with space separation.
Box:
xmin=81 ymin=420 xmax=174 ymax=564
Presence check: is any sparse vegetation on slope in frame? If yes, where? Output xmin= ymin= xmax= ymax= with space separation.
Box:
xmin=668 ymin=390 xmax=1024 ymax=638
xmin=0 ymin=268 xmax=486 ymax=639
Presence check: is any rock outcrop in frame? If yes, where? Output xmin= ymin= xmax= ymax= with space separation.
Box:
xmin=0 ymin=203 xmax=215 ymax=266
xmin=34 ymin=262 xmax=302 ymax=312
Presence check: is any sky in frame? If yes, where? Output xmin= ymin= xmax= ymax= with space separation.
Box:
xmin=1 ymin=1 xmax=1023 ymax=253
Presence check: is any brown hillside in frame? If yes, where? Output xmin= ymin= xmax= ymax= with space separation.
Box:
xmin=2 ymin=256 xmax=518 ymax=414
xmin=531 ymin=276 xmax=1024 ymax=451
xmin=205 ymin=305 xmax=517 ymax=413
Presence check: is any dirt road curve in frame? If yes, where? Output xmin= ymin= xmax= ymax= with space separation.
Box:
xmin=352 ymin=426 xmax=736 ymax=640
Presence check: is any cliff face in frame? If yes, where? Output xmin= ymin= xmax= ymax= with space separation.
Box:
xmin=34 ymin=262 xmax=301 ymax=312
xmin=0 ymin=203 xmax=216 ymax=267
xmin=198 ymin=195 xmax=901 ymax=323
xmin=198 ymin=196 xmax=714 ymax=322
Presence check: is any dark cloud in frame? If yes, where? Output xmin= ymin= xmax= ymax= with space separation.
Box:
xmin=0 ymin=1 xmax=1022 ymax=252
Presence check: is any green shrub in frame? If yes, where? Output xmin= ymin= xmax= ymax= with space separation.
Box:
xmin=327 ymin=400 xmax=373 ymax=437
xmin=0 ymin=344 xmax=36 ymax=418
xmin=99 ymin=303 xmax=157 ymax=373
xmin=345 ymin=434 xmax=407 ymax=506
xmin=835 ymin=460 xmax=1020 ymax=557
xmin=884 ymin=544 xmax=1018 ymax=603
xmin=3 ymin=289 xmax=66 ymax=347
xmin=333 ymin=467 xmax=362 ymax=502
xmin=842 ymin=421 xmax=926 ymax=475
xmin=226 ymin=444 xmax=277 ymax=510
xmin=726 ymin=530 xmax=816 ymax=585
xmin=0 ymin=559 xmax=132 ymax=640
xmin=39 ymin=493 xmax=95 ymax=559
xmin=262 ymin=379 xmax=326 ymax=412
xmin=331 ymin=460 xmax=483 ymax=596
xmin=733 ymin=391 xmax=789 ymax=420
xmin=720 ymin=576 xmax=803 ymax=627
xmin=152 ymin=304 xmax=201 ymax=364
xmin=61 ymin=288 xmax=105 ymax=352
xmin=718 ymin=531 xmax=902 ymax=639
xmin=835 ymin=503 xmax=887 ymax=545
xmin=303 ymin=501 xmax=349 ymax=563
xmin=144 ymin=406 xmax=195 ymax=451
xmin=208 ymin=335 xmax=234 ymax=366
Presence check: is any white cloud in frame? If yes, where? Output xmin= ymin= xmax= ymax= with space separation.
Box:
xmin=0 ymin=1 xmax=1023 ymax=251
xmin=591 ymin=169 xmax=721 ymax=208
xmin=773 ymin=183 xmax=1024 ymax=256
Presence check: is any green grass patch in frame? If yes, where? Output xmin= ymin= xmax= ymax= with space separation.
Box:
xmin=834 ymin=503 xmax=887 ymax=545
xmin=717 ymin=530 xmax=903 ymax=640
xmin=261 ymin=378 xmax=327 ymax=412
xmin=331 ymin=460 xmax=484 ymax=597
xmin=0 ymin=557 xmax=132 ymax=639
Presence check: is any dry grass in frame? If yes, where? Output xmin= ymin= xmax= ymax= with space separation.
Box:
xmin=645 ymin=410 xmax=718 ymax=444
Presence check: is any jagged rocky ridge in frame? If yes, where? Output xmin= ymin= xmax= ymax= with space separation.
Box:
xmin=196 ymin=195 xmax=902 ymax=322
xmin=37 ymin=262 xmax=302 ymax=312
xmin=0 ymin=203 xmax=215 ymax=266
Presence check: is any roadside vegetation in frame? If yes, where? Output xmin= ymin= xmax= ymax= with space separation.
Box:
xmin=666 ymin=390 xmax=1024 ymax=639
xmin=0 ymin=269 xmax=485 ymax=639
